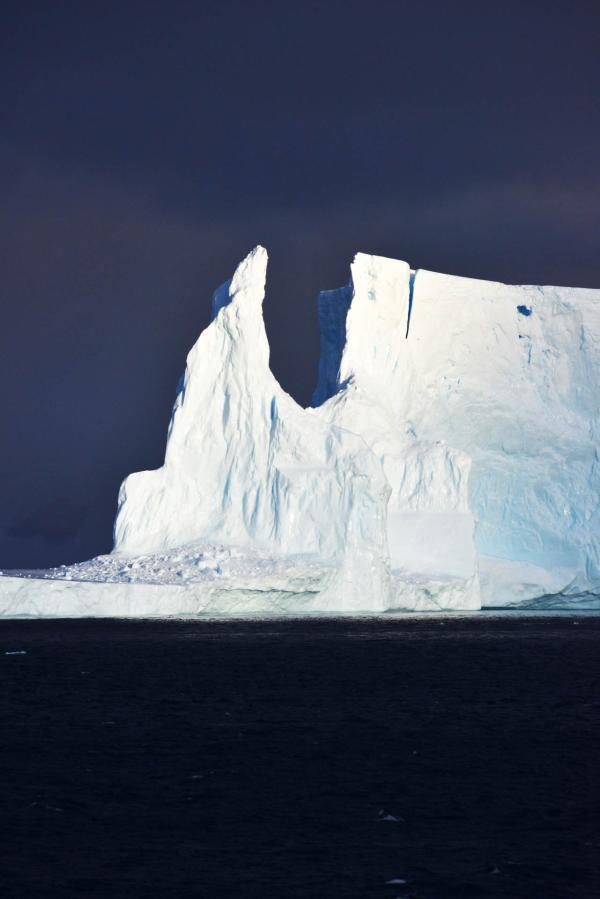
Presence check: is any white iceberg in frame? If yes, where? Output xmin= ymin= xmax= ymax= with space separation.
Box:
xmin=1 ymin=246 xmax=599 ymax=617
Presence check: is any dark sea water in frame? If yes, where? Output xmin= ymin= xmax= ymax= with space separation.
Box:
xmin=1 ymin=615 xmax=599 ymax=898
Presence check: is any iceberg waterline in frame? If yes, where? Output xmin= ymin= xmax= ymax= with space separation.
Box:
xmin=2 ymin=246 xmax=599 ymax=617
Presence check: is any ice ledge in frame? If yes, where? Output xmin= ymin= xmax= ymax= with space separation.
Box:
xmin=2 ymin=567 xmax=596 ymax=618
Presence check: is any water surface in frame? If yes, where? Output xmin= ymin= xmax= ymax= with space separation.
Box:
xmin=1 ymin=615 xmax=598 ymax=897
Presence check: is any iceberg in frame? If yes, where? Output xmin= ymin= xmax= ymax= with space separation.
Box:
xmin=2 ymin=246 xmax=599 ymax=617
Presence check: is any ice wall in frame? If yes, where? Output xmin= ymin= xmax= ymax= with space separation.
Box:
xmin=402 ymin=270 xmax=600 ymax=603
xmin=313 ymin=254 xmax=600 ymax=605
xmin=311 ymin=283 xmax=353 ymax=407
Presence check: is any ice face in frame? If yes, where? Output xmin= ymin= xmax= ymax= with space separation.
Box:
xmin=313 ymin=258 xmax=600 ymax=606
xmin=311 ymin=283 xmax=353 ymax=408
xmin=399 ymin=270 xmax=600 ymax=601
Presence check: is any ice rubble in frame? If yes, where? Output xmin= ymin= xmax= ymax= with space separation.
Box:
xmin=2 ymin=245 xmax=599 ymax=617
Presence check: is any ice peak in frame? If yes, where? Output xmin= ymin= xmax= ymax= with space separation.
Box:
xmin=211 ymin=245 xmax=268 ymax=320
xmin=230 ymin=245 xmax=268 ymax=299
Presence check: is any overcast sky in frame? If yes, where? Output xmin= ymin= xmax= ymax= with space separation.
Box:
xmin=1 ymin=0 xmax=599 ymax=568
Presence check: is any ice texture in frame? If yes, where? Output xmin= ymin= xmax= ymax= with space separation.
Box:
xmin=396 ymin=267 xmax=600 ymax=605
xmin=1 ymin=246 xmax=599 ymax=617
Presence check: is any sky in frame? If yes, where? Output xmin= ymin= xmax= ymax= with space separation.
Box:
xmin=1 ymin=0 xmax=599 ymax=569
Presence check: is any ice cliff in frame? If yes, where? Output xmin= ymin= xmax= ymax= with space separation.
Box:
xmin=2 ymin=246 xmax=599 ymax=617
xmin=312 ymin=256 xmax=600 ymax=606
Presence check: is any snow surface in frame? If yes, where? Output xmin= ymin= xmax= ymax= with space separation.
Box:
xmin=2 ymin=246 xmax=599 ymax=617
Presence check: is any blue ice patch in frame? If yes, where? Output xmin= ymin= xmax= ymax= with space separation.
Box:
xmin=517 ymin=305 xmax=532 ymax=316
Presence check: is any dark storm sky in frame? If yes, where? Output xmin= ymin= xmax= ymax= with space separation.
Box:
xmin=1 ymin=0 xmax=599 ymax=569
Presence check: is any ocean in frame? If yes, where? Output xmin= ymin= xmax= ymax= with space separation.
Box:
xmin=1 ymin=615 xmax=598 ymax=898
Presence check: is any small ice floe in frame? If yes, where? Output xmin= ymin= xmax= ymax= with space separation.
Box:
xmin=385 ymin=877 xmax=408 ymax=885
xmin=29 ymin=800 xmax=63 ymax=812
xmin=5 ymin=650 xmax=27 ymax=656
xmin=490 ymin=864 xmax=501 ymax=875
xmin=378 ymin=809 xmax=405 ymax=822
